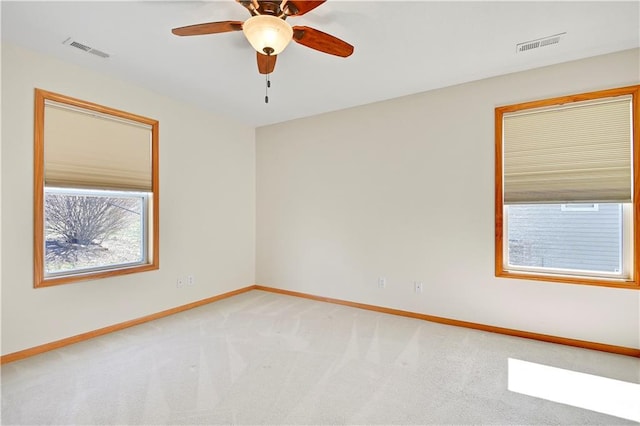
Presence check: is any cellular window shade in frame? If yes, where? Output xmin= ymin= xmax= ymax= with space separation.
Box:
xmin=503 ymin=96 xmax=632 ymax=204
xmin=44 ymin=102 xmax=152 ymax=191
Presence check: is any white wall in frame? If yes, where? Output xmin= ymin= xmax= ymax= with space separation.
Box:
xmin=3 ymin=43 xmax=639 ymax=356
xmin=1 ymin=43 xmax=256 ymax=355
xmin=256 ymin=48 xmax=640 ymax=349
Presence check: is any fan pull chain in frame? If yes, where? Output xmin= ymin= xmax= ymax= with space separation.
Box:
xmin=265 ymin=72 xmax=270 ymax=104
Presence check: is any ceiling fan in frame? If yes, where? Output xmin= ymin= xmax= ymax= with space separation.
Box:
xmin=171 ymin=0 xmax=354 ymax=75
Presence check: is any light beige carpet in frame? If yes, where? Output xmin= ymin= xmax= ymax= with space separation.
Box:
xmin=2 ymin=289 xmax=639 ymax=425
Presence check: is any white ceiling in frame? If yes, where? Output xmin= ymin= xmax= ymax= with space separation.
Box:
xmin=2 ymin=1 xmax=639 ymax=127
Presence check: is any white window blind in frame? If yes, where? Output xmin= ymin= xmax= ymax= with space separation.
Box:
xmin=44 ymin=101 xmax=152 ymax=191
xmin=503 ymin=96 xmax=632 ymax=204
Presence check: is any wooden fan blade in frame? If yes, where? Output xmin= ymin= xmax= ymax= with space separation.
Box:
xmin=257 ymin=52 xmax=277 ymax=74
xmin=172 ymin=21 xmax=243 ymax=36
xmin=286 ymin=0 xmax=325 ymax=16
xmin=292 ymin=26 xmax=354 ymax=57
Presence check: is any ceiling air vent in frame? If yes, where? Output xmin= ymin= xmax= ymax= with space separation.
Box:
xmin=516 ymin=32 xmax=565 ymax=53
xmin=63 ymin=37 xmax=110 ymax=59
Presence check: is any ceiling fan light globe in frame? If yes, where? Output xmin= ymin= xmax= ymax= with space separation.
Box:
xmin=243 ymin=15 xmax=293 ymax=55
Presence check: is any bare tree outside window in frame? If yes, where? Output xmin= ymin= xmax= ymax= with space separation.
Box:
xmin=45 ymin=191 xmax=144 ymax=273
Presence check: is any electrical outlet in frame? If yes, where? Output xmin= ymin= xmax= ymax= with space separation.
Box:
xmin=187 ymin=275 xmax=194 ymax=286
xmin=378 ymin=277 xmax=386 ymax=288
xmin=414 ymin=281 xmax=423 ymax=293
xmin=176 ymin=277 xmax=184 ymax=288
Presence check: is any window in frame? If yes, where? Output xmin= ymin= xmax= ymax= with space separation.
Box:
xmin=495 ymin=86 xmax=639 ymax=288
xmin=34 ymin=89 xmax=159 ymax=287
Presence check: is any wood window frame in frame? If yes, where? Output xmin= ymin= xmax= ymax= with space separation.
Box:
xmin=495 ymin=85 xmax=640 ymax=289
xmin=34 ymin=89 xmax=160 ymax=288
